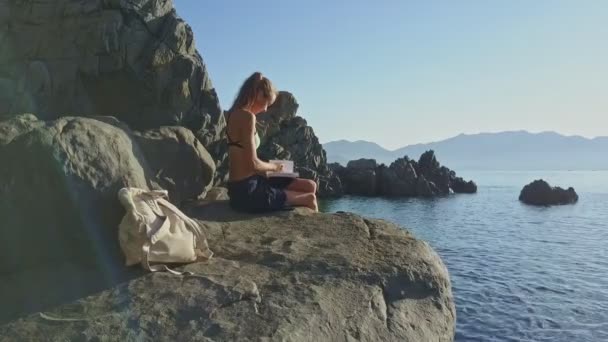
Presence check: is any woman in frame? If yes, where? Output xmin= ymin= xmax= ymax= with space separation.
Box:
xmin=225 ymin=72 xmax=318 ymax=213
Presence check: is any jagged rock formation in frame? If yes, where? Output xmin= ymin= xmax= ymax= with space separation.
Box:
xmin=335 ymin=150 xmax=477 ymax=197
xmin=0 ymin=0 xmax=224 ymax=153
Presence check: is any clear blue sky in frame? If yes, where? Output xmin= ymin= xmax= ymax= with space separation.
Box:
xmin=174 ymin=1 xmax=607 ymax=149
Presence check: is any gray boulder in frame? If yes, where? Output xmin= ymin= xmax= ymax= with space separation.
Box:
xmin=1 ymin=205 xmax=455 ymax=341
xmin=134 ymin=126 xmax=215 ymax=205
xmin=0 ymin=115 xmax=151 ymax=276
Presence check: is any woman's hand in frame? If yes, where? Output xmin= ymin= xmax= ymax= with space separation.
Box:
xmin=273 ymin=163 xmax=284 ymax=172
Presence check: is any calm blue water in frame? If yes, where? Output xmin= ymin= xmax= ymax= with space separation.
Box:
xmin=321 ymin=171 xmax=608 ymax=342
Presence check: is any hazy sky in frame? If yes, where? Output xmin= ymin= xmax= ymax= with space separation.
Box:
xmin=174 ymin=1 xmax=607 ymax=149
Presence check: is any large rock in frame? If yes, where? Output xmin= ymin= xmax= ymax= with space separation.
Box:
xmin=0 ymin=0 xmax=223 ymax=152
xmin=451 ymin=177 xmax=477 ymax=194
xmin=341 ymin=159 xmax=379 ymax=196
xmin=418 ymin=150 xmax=441 ymax=177
xmin=519 ymin=179 xmax=578 ymax=205
xmin=0 ymin=116 xmax=156 ymax=322
xmin=256 ymin=91 xmax=299 ymax=137
xmin=347 ymin=158 xmax=378 ymax=170
xmin=1 ymin=205 xmax=456 ymax=341
xmin=134 ymin=126 xmax=215 ymax=205
xmin=378 ymin=158 xmax=418 ymax=196
xmin=255 ymin=92 xmax=343 ymax=197
xmin=416 ymin=175 xmax=435 ymax=197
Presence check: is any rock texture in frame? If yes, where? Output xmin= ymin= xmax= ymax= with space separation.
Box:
xmin=0 ymin=0 xmax=224 ymax=153
xmin=255 ymin=92 xmax=343 ymax=197
xmin=519 ymin=179 xmax=578 ymax=206
xmin=336 ymin=151 xmax=477 ymax=197
xmin=0 ymin=115 xmax=219 ymax=321
xmin=340 ymin=159 xmax=378 ymax=196
xmin=134 ymin=126 xmax=215 ymax=205
xmin=1 ymin=204 xmax=455 ymax=341
xmin=0 ymin=115 xmax=152 ymax=275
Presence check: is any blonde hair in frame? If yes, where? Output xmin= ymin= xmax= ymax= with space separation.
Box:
xmin=230 ymin=72 xmax=277 ymax=112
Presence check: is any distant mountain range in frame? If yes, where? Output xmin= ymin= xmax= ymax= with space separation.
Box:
xmin=323 ymin=131 xmax=608 ymax=170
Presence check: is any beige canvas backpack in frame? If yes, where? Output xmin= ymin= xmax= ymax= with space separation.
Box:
xmin=117 ymin=187 xmax=213 ymax=274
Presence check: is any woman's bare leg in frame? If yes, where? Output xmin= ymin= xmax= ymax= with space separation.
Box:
xmin=287 ymin=178 xmax=317 ymax=194
xmin=285 ymin=190 xmax=318 ymax=212
xmin=286 ymin=179 xmax=318 ymax=211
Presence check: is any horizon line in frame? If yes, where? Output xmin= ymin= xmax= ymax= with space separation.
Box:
xmin=322 ymin=129 xmax=608 ymax=151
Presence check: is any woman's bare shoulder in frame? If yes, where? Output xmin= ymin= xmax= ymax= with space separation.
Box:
xmin=228 ymin=109 xmax=256 ymax=126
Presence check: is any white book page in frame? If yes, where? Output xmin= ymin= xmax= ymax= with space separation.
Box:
xmin=267 ymin=160 xmax=298 ymax=178
xmin=269 ymin=160 xmax=294 ymax=173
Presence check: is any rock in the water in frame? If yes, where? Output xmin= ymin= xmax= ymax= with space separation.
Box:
xmin=0 ymin=0 xmax=223 ymax=153
xmin=416 ymin=175 xmax=435 ymax=197
xmin=519 ymin=179 xmax=578 ymax=205
xmin=339 ymin=150 xmax=476 ymax=197
xmin=0 ymin=115 xmax=152 ymax=275
xmin=134 ymin=126 xmax=215 ymax=205
xmin=1 ymin=205 xmax=455 ymax=341
xmin=451 ymin=177 xmax=477 ymax=194
xmin=379 ymin=158 xmax=418 ymax=196
xmin=341 ymin=159 xmax=379 ymax=196
xmin=418 ymin=150 xmax=441 ymax=176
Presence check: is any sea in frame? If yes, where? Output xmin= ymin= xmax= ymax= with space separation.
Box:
xmin=320 ymin=170 xmax=608 ymax=342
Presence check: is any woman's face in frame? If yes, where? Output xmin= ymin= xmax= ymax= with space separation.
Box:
xmin=251 ymin=93 xmax=276 ymax=114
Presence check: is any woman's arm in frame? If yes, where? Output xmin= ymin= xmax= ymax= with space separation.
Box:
xmin=242 ymin=113 xmax=283 ymax=173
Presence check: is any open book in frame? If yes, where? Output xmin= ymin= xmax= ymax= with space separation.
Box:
xmin=266 ymin=160 xmax=299 ymax=178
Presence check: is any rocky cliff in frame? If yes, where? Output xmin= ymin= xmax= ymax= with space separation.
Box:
xmin=0 ymin=0 xmax=224 ymax=156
